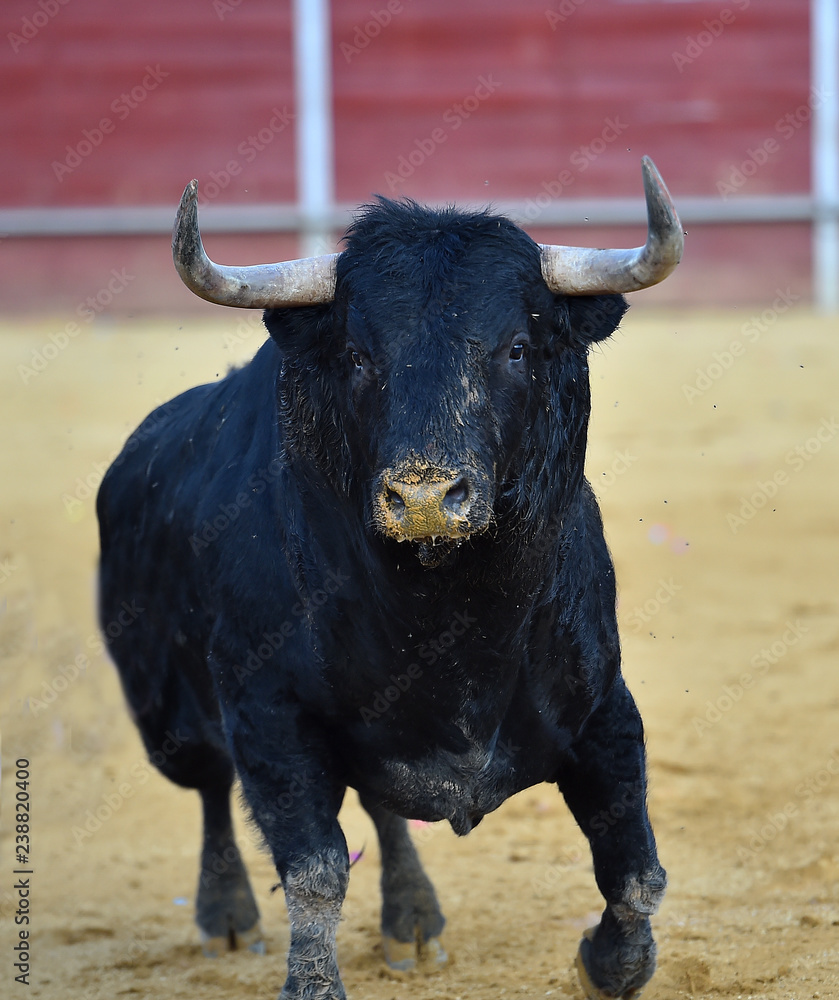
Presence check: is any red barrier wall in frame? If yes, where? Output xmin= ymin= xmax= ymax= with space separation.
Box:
xmin=1 ymin=0 xmax=811 ymax=311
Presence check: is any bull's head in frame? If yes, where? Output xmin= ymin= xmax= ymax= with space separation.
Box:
xmin=173 ymin=159 xmax=682 ymax=566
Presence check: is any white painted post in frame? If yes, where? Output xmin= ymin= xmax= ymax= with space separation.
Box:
xmin=292 ymin=0 xmax=335 ymax=258
xmin=812 ymin=0 xmax=839 ymax=311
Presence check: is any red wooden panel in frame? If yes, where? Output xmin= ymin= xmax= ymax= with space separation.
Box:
xmin=1 ymin=0 xmax=811 ymax=210
xmin=0 ymin=222 xmax=811 ymax=316
xmin=0 ymin=0 xmax=814 ymax=310
xmin=0 ymin=232 xmax=303 ymax=317
xmin=1 ymin=0 xmax=296 ymax=207
xmin=331 ymin=0 xmax=810 ymax=203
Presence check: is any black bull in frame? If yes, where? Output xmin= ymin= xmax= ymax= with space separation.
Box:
xmin=98 ymin=187 xmax=679 ymax=1000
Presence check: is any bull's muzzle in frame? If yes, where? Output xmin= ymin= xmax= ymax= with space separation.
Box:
xmin=376 ymin=470 xmax=478 ymax=542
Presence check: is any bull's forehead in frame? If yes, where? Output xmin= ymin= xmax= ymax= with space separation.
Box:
xmin=378 ymin=325 xmax=487 ymax=407
xmin=337 ymin=202 xmax=548 ymax=359
xmin=345 ymin=273 xmax=535 ymax=365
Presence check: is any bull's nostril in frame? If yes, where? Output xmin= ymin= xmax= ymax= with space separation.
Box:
xmin=443 ymin=479 xmax=469 ymax=509
xmin=378 ymin=470 xmax=482 ymax=540
xmin=386 ymin=488 xmax=405 ymax=510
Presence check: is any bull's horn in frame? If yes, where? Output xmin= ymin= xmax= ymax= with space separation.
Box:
xmin=172 ymin=180 xmax=338 ymax=307
xmin=539 ymin=156 xmax=683 ymax=295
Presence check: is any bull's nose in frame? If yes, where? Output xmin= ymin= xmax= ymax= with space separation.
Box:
xmin=380 ymin=473 xmax=473 ymax=540
xmin=385 ymin=476 xmax=470 ymax=514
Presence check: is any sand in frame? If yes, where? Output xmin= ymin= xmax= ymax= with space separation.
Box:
xmin=1 ymin=305 xmax=838 ymax=999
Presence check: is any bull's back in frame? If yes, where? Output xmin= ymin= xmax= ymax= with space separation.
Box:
xmin=97 ymin=339 xmax=282 ymax=716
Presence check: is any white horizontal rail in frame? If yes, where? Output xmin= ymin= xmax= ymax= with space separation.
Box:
xmin=0 ymin=194 xmax=820 ymax=238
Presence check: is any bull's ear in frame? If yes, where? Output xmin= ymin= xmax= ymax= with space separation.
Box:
xmin=262 ymin=306 xmax=288 ymax=345
xmin=262 ymin=304 xmax=332 ymax=351
xmin=555 ymin=293 xmax=628 ymax=349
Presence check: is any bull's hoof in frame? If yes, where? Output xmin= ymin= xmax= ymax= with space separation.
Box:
xmin=383 ymin=934 xmax=447 ymax=972
xmin=422 ymin=935 xmax=447 ymax=966
xmin=196 ymin=855 xmax=263 ymax=957
xmin=200 ymin=920 xmax=265 ymax=957
xmin=574 ymin=925 xmax=656 ymax=1000
xmin=383 ymin=935 xmax=415 ymax=971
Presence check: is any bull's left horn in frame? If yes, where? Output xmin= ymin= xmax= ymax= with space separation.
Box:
xmin=172 ymin=180 xmax=338 ymax=307
xmin=539 ymin=156 xmax=683 ymax=295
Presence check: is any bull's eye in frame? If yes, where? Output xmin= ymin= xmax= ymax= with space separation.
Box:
xmin=350 ymin=350 xmax=364 ymax=370
xmin=509 ymin=343 xmax=527 ymax=362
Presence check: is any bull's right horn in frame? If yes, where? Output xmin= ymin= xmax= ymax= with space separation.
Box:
xmin=172 ymin=180 xmax=338 ymax=308
xmin=539 ymin=156 xmax=683 ymax=295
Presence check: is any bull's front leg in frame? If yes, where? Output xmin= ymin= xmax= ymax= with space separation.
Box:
xmin=240 ymin=744 xmax=348 ymax=998
xmin=278 ymin=841 xmax=348 ymax=1000
xmin=557 ymin=678 xmax=666 ymax=1000
xmin=218 ymin=680 xmax=349 ymax=1000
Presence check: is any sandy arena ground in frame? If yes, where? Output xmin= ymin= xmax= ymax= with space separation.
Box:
xmin=1 ymin=306 xmax=838 ymax=1000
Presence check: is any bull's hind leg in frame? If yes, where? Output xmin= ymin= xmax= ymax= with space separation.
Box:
xmin=359 ymin=792 xmax=446 ymax=971
xmin=196 ymin=779 xmax=263 ymax=956
xmin=124 ymin=672 xmax=263 ymax=956
xmin=557 ymin=679 xmax=666 ymax=1000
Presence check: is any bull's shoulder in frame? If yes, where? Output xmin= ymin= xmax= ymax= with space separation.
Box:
xmin=100 ymin=341 xmax=280 ymax=489
xmin=524 ymin=488 xmax=621 ymax=719
xmin=97 ymin=339 xmax=286 ymax=554
xmin=555 ymin=484 xmax=615 ymax=601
